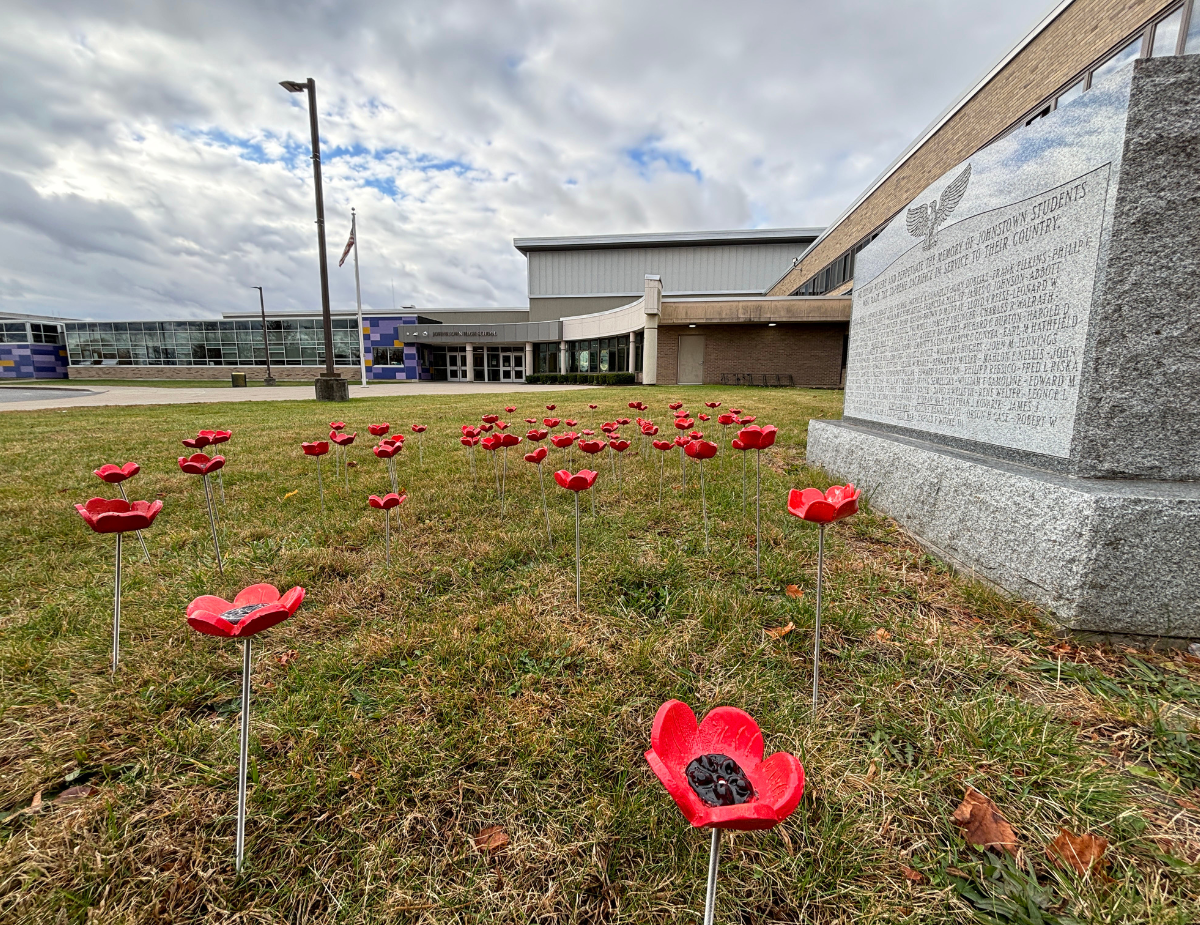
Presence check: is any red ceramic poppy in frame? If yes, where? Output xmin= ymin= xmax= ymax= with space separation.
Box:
xmin=495 ymin=421 xmax=510 ymax=430
xmin=669 ymin=401 xmax=683 ymax=410
xmin=525 ymin=417 xmax=538 ymax=424
xmin=735 ymin=424 xmax=777 ymax=450
xmin=738 ymin=415 xmax=757 ymax=425
xmin=601 ymin=423 xmax=617 ymax=434
xmin=544 ymin=418 xmax=561 ymax=428
xmin=481 ymin=434 xmax=503 ymax=452
xmin=527 ymin=428 xmax=549 ymax=441
xmin=628 ymin=401 xmax=639 ymax=410
xmin=643 ymin=424 xmax=660 ymax=436
xmin=368 ymin=423 xmax=390 ymax=437
xmin=551 ymin=434 xmax=575 ymax=449
xmin=461 ymin=425 xmax=480 ymax=437
xmin=182 ymin=435 xmax=212 ymax=450
xmin=578 ymin=439 xmax=605 ymax=455
xmin=524 ymin=446 xmax=548 ymax=464
xmin=644 ymin=700 xmax=804 ymax=831
xmin=581 ymin=429 xmax=596 ymax=436
xmin=373 ymin=442 xmax=401 ymax=459
xmin=564 ymin=419 xmax=579 ymax=427
xmin=609 ymin=438 xmax=631 ymax=452
xmin=652 ymin=439 xmax=674 ymax=452
xmin=674 ymin=418 xmax=694 ymax=430
xmin=717 ymin=413 xmax=737 ymax=426
xmin=729 ymin=408 xmax=742 ymax=415
xmin=546 ymin=404 xmax=557 ymax=411
xmin=480 ymin=423 xmax=494 ymax=433
xmin=786 ymin=484 xmax=860 ymax=524
xmin=505 ymin=406 xmax=517 ymax=414
xmin=685 ymin=439 xmax=718 ymax=460
xmin=617 ymin=417 xmax=631 ymax=426
xmin=562 ymin=431 xmax=579 ymax=441
xmin=674 ymin=435 xmax=689 ymax=448
xmin=94 ymin=462 xmax=140 ymax=484
xmin=587 ymin=403 xmax=597 ymax=410
xmin=411 ymin=424 xmax=427 ymax=434
xmin=705 ymin=401 xmax=721 ymax=409
xmin=383 ymin=434 xmax=406 ymax=446
xmin=460 ymin=435 xmax=481 ymax=448
xmin=186 ymin=583 xmax=305 ymax=639
xmin=76 ymin=498 xmax=163 ymax=533
xmin=698 ymin=414 xmax=710 ymax=422
xmin=200 ymin=429 xmax=232 ymax=445
xmin=368 ymin=492 xmax=406 ymax=510
xmin=482 ymin=414 xmax=499 ymax=424
xmin=689 ymin=430 xmax=704 ymax=441
xmin=179 ymin=453 xmax=226 ymax=475
xmin=674 ymin=410 xmax=690 ymax=419
xmin=330 ymin=431 xmax=357 ymax=447
xmin=302 ymin=441 xmax=330 ymax=457
xmin=330 ymin=422 xmax=346 ymax=431
xmin=500 ymin=433 xmax=521 ymax=448
xmin=554 ymin=469 xmax=598 ymax=492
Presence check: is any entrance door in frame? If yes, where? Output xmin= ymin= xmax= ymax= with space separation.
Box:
xmin=677 ymin=334 xmax=705 ymax=384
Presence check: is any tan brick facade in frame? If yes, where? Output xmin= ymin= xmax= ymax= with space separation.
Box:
xmin=67 ymin=365 xmax=362 ymax=381
xmin=654 ymin=324 xmax=846 ymax=388
xmin=769 ymin=0 xmax=1177 ymax=296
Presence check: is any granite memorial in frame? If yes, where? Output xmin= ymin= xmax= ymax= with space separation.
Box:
xmin=808 ymin=55 xmax=1200 ymax=641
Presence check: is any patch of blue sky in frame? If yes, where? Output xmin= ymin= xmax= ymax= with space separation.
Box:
xmin=175 ymin=125 xmax=307 ymax=165
xmin=625 ymin=138 xmax=702 ymax=182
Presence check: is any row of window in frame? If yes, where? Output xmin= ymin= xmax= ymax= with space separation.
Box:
xmin=0 ymin=322 xmax=62 ymax=345
xmin=792 ymin=2 xmax=1199 ymax=298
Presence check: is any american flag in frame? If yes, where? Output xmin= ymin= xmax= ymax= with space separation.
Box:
xmin=338 ymin=226 xmax=355 ymax=267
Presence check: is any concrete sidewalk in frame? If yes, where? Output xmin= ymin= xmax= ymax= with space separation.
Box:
xmin=0 ymin=380 xmax=592 ymax=413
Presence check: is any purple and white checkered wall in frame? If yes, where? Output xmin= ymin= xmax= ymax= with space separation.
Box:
xmin=0 ymin=344 xmax=68 ymax=379
xmin=363 ymin=316 xmax=420 ymax=381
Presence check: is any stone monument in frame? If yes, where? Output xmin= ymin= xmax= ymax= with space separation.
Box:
xmin=808 ymin=55 xmax=1200 ymax=641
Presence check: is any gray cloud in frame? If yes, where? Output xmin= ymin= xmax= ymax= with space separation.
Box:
xmin=0 ymin=0 xmax=1056 ymax=319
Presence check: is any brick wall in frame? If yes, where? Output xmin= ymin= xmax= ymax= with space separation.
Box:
xmin=654 ymin=324 xmax=846 ymax=387
xmin=770 ymin=0 xmax=1176 ymax=296
xmin=67 ymin=365 xmax=361 ymax=381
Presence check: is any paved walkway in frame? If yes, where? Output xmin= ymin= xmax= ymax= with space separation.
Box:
xmin=0 ymin=380 xmax=592 ymax=413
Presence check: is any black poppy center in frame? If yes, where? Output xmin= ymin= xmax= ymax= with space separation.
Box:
xmin=685 ymin=754 xmax=755 ymax=806
xmin=218 ymin=603 xmax=266 ymax=625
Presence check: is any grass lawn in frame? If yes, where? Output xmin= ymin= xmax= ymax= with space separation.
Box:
xmin=45 ymin=379 xmax=312 ymax=388
xmin=1 ymin=386 xmax=1197 ymax=924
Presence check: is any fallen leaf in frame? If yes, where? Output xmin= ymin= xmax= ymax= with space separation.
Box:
xmin=1173 ymin=797 xmax=1200 ymax=812
xmin=475 ymin=826 xmax=509 ymax=856
xmin=283 ymin=490 xmax=299 ymax=500
xmin=865 ymin=760 xmax=878 ymax=782
xmin=785 ymin=584 xmax=804 ymax=599
xmin=765 ymin=622 xmax=795 ymax=639
xmin=1048 ymin=828 xmax=1109 ymax=875
xmin=277 ymin=650 xmax=298 ymax=666
xmin=346 ymin=461 xmax=358 ymax=468
xmin=900 ymin=865 xmax=928 ymax=884
xmin=56 ymin=785 xmax=99 ymax=803
xmin=945 ymin=866 xmax=969 ymax=879
xmin=874 ymin=628 xmax=893 ymax=642
xmin=950 ymin=787 xmax=1018 ymax=855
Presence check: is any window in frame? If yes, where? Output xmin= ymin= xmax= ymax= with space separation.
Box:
xmin=1057 ymin=78 xmax=1085 ymax=107
xmin=536 ymin=342 xmax=559 ymax=374
xmin=567 ymin=336 xmax=629 ymax=374
xmin=1187 ymin=2 xmax=1200 ymax=54
xmin=447 ymin=347 xmax=468 ymax=380
xmin=1091 ymin=35 xmax=1142 ymax=85
xmin=373 ymin=347 xmax=405 ymax=366
xmin=1152 ymin=7 xmax=1184 ymax=56
xmin=0 ymin=322 xmax=27 ymax=343
xmin=31 ymin=323 xmax=61 ymax=344
xmin=1025 ymin=104 xmax=1052 ymax=126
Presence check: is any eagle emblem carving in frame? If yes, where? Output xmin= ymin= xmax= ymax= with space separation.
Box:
xmin=906 ymin=163 xmax=971 ymax=250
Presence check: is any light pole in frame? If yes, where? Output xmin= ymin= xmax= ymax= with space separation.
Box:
xmin=251 ymin=287 xmax=276 ymax=386
xmin=280 ymin=77 xmax=347 ymax=402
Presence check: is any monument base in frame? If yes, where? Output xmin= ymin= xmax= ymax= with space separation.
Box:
xmin=807 ymin=420 xmax=1200 ymax=640
xmin=314 ymin=374 xmax=350 ymax=402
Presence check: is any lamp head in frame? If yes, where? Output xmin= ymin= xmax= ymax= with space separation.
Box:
xmin=280 ymin=80 xmax=307 ymax=93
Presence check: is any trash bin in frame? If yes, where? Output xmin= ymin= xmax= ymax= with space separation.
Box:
xmin=231 ymin=372 xmax=247 ymax=388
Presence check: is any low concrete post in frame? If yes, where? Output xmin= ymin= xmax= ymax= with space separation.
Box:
xmin=525 ymin=341 xmax=534 ymax=381
xmin=465 ymin=342 xmax=474 ymax=382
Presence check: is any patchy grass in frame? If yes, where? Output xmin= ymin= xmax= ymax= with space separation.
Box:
xmin=0 ymin=386 xmax=1196 ymax=924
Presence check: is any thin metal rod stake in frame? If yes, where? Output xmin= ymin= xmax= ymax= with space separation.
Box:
xmin=755 ymin=449 xmax=762 ymax=578
xmin=203 ymin=474 xmax=224 ymax=574
xmin=501 ymin=447 xmax=508 ymax=515
xmin=218 ymin=467 xmax=226 ymax=504
xmin=704 ymin=827 xmax=720 ymax=925
xmin=658 ymin=452 xmax=664 ymax=505
xmin=574 ymin=492 xmax=581 ymax=607
xmin=741 ymin=451 xmax=747 ymax=514
xmin=317 ymin=456 xmax=325 ymax=512
xmin=389 ymin=458 xmax=398 ymax=494
xmin=344 ymin=446 xmax=349 ymax=490
xmin=492 ymin=451 xmax=501 ymax=500
xmin=384 ymin=509 xmax=391 ymax=568
xmin=699 ymin=458 xmax=710 ymax=552
xmin=591 ymin=482 xmax=596 ymax=518
xmin=111 ymin=532 xmax=122 ymax=674
xmin=813 ymin=523 xmax=824 ymax=709
xmin=236 ymin=637 xmax=252 ymax=873
xmin=469 ymin=446 xmax=476 ymax=484
xmin=679 ymin=446 xmax=686 ymax=489
xmin=117 ymin=483 xmax=150 ymax=563
xmin=538 ymin=463 xmax=553 ymax=545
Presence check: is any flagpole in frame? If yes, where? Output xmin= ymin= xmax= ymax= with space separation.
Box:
xmin=351 ymin=209 xmax=367 ymax=388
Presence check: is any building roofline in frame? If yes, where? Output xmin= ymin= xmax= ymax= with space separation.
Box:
xmin=783 ymin=0 xmax=1076 ymax=284
xmin=514 ymin=227 xmax=824 ymax=253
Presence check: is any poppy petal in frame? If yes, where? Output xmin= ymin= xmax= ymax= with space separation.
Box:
xmin=644 ymin=747 xmax=709 ymax=826
xmin=701 ymin=800 xmax=787 ymax=831
xmin=756 ymin=751 xmax=805 ymax=821
xmin=278 ymin=586 xmax=306 ymax=615
xmin=697 ymin=706 xmax=765 ymax=766
xmin=187 ymin=595 xmax=233 ymax=618
xmin=233 ymin=583 xmax=281 ymax=607
xmin=649 ymin=699 xmax=701 ymax=770
xmin=187 ymin=611 xmax=237 ymax=637
xmin=234 ymin=604 xmax=291 ymax=637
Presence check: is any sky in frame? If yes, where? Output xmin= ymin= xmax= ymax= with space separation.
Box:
xmin=0 ymin=0 xmax=1058 ymax=321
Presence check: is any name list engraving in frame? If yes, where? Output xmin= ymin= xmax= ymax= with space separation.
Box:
xmin=844 ymin=165 xmax=1110 ymax=458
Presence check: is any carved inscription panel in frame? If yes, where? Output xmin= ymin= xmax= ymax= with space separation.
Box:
xmin=844 ymin=165 xmax=1110 ymax=458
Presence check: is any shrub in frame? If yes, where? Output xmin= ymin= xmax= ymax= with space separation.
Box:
xmin=525 ymin=373 xmax=634 ymax=385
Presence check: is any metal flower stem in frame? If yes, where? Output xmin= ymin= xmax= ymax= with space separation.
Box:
xmin=469 ymin=446 xmax=476 ymax=484
xmin=492 ymin=452 xmax=501 ymax=500
xmin=704 ymin=827 xmax=720 ymax=925
xmin=116 ymin=483 xmax=150 ymax=563
xmin=343 ymin=446 xmax=349 ymax=490
xmin=658 ymin=452 xmax=665 ymax=504
xmin=418 ymin=432 xmax=424 ymax=465
xmin=538 ymin=463 xmax=552 ymax=544
xmin=699 ymin=458 xmax=710 ymax=551
xmin=316 ymin=456 xmax=325 ymax=512
xmin=111 ymin=532 xmax=122 ymax=674
xmin=755 ymin=448 xmax=762 ymax=577
xmin=609 ymin=447 xmax=616 ymax=481
xmin=591 ymin=481 xmax=596 ymax=517
xmin=678 ymin=446 xmax=686 ymax=489
xmin=574 ymin=491 xmax=581 ymax=606
xmin=217 ymin=468 xmax=226 ymax=504
xmin=202 ymin=473 xmax=224 ymax=575
xmin=384 ymin=509 xmax=391 ymax=568
xmin=389 ymin=458 xmax=398 ymax=494
xmin=741 ymin=452 xmax=747 ymax=514
xmin=501 ymin=447 xmax=509 ymax=514
xmin=236 ymin=637 xmax=252 ymax=873
xmin=813 ymin=523 xmax=825 ymax=709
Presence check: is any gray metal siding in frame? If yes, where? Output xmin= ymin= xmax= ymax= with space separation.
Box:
xmin=527 ymin=243 xmax=805 ymax=297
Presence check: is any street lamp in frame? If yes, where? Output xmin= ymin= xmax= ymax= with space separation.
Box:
xmin=280 ymin=77 xmax=348 ymax=402
xmin=251 ymin=287 xmax=276 ymax=386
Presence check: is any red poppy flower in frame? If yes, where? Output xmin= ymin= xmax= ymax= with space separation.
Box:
xmin=674 ymin=409 xmax=689 ymax=418
xmin=524 ymin=417 xmax=538 ymax=424
xmin=330 ymin=431 xmax=357 ymax=447
xmin=578 ymin=439 xmax=605 ymax=455
xmin=505 ymin=406 xmax=517 ymax=414
xmin=482 ymin=414 xmax=499 ymax=424
xmin=186 ymin=583 xmax=306 ymax=639
xmin=499 ymin=433 xmax=521 ymax=448
xmin=652 ymin=439 xmax=673 ymax=452
xmin=587 ymin=403 xmax=597 ymax=410
xmin=786 ymin=484 xmax=860 ymax=524
xmin=609 ymin=438 xmax=631 ymax=452
xmin=368 ymin=423 xmax=390 ymax=436
xmin=643 ymin=424 xmax=660 ymax=436
xmin=330 ymin=421 xmax=346 ymax=431
xmin=628 ymin=401 xmax=639 ymax=409
xmin=373 ymin=442 xmax=401 ymax=459
xmin=368 ymin=492 xmax=406 ymax=510
xmin=461 ymin=425 xmax=480 ymax=437
xmin=302 ymin=441 xmax=330 ymax=456
xmin=179 ymin=452 xmax=226 ymax=475
xmin=705 ymin=401 xmax=721 ymax=409
xmin=94 ymin=462 xmax=140 ymax=483
xmin=601 ymin=422 xmax=617 ymax=433
xmin=674 ymin=418 xmax=694 ymax=430
xmin=411 ymin=424 xmax=427 ymax=434
xmin=481 ymin=434 xmax=503 ymax=452
xmin=581 ymin=429 xmax=596 ymax=436
xmin=669 ymin=401 xmax=683 ymax=410
xmin=524 ymin=446 xmax=548 ymax=464
xmin=546 ymin=404 xmax=557 ymax=411
xmin=729 ymin=408 xmax=742 ymax=415
xmin=685 ymin=439 xmax=718 ymax=460
xmin=617 ymin=417 xmax=631 ymax=426
xmin=674 ymin=435 xmax=689 ymax=448
xmin=460 ymin=435 xmax=481 ymax=448
xmin=735 ymin=424 xmax=777 ymax=450
xmin=562 ymin=431 xmax=579 ymax=441
xmin=717 ymin=413 xmax=736 ymax=426
xmin=495 ymin=421 xmax=510 ymax=430
xmin=526 ymin=428 xmax=549 ymax=441
xmin=182 ymin=435 xmax=211 ymax=450
xmin=698 ymin=413 xmax=710 ymax=422
xmin=564 ymin=419 xmax=579 ymax=427
xmin=544 ymin=417 xmax=561 ymax=428
xmin=644 ymin=700 xmax=804 ymax=831
xmin=76 ymin=498 xmax=163 ymax=533
xmin=551 ymin=434 xmax=575 ymax=449
xmin=480 ymin=423 xmax=494 ymax=433
xmin=554 ymin=469 xmax=598 ymax=492
xmin=738 ymin=415 xmax=757 ymax=425
xmin=383 ymin=434 xmax=405 ymax=446
xmin=689 ymin=430 xmax=704 ymax=440
xmin=200 ymin=429 xmax=232 ymax=445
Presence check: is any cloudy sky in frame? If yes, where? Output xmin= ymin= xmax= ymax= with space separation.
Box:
xmin=1 ymin=0 xmax=1056 ymax=320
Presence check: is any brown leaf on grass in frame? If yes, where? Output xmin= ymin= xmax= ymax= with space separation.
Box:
xmin=346 ymin=460 xmax=358 ymax=468
xmin=785 ymin=584 xmax=804 ymax=599
xmin=873 ymin=628 xmax=893 ymax=642
xmin=282 ymin=490 xmax=299 ymax=500
xmin=765 ymin=622 xmax=794 ymax=639
xmin=1048 ymin=828 xmax=1109 ymax=875
xmin=900 ymin=865 xmax=928 ymax=884
xmin=475 ymin=826 xmax=509 ymax=856
xmin=277 ymin=650 xmax=298 ymax=666
xmin=950 ymin=787 xmax=1018 ymax=855
xmin=30 ymin=791 xmax=43 ymax=810
xmin=56 ymin=785 xmax=99 ymax=803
